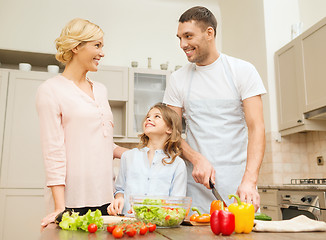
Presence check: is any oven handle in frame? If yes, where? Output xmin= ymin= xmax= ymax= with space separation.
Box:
xmin=280 ymin=204 xmax=326 ymax=211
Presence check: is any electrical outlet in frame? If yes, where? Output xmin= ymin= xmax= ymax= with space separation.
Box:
xmin=317 ymin=156 xmax=324 ymax=166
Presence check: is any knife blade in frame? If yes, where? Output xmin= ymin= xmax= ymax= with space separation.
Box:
xmin=209 ymin=179 xmax=227 ymax=207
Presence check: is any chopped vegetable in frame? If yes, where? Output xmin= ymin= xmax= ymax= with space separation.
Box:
xmin=228 ymin=194 xmax=255 ymax=233
xmin=58 ymin=209 xmax=103 ymax=231
xmin=133 ymin=198 xmax=187 ymax=227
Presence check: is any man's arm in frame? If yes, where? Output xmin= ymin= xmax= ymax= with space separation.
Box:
xmin=168 ymin=105 xmax=215 ymax=189
xmin=236 ymin=95 xmax=265 ymax=212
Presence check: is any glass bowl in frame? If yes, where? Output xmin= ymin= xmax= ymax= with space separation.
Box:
xmin=130 ymin=195 xmax=192 ymax=228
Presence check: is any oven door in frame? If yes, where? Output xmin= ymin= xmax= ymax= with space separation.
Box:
xmin=280 ymin=203 xmax=324 ymax=221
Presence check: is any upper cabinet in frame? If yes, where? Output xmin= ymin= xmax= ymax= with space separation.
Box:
xmin=275 ymin=17 xmax=326 ymax=136
xmin=128 ymin=68 xmax=170 ymax=138
xmin=87 ymin=65 xmax=128 ymax=101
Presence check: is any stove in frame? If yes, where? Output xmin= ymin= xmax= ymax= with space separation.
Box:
xmin=290 ymin=178 xmax=326 ymax=185
xmin=279 ymin=178 xmax=326 ymax=222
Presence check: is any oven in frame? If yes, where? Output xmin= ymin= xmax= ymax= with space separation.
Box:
xmin=279 ymin=178 xmax=326 ymax=222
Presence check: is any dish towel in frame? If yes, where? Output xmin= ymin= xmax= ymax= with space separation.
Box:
xmin=253 ymin=215 xmax=326 ymax=232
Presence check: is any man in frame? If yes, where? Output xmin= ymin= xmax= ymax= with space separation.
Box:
xmin=163 ymin=6 xmax=266 ymax=213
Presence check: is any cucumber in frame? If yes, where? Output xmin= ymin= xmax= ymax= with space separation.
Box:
xmin=254 ymin=213 xmax=272 ymax=221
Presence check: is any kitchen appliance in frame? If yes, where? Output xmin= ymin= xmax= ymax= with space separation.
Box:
xmin=279 ymin=178 xmax=326 ymax=222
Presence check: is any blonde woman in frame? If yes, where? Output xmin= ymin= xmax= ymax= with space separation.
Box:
xmin=36 ymin=18 xmax=127 ymax=228
xmin=107 ymin=103 xmax=187 ymax=216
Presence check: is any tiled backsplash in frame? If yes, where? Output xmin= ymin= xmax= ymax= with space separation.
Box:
xmin=258 ymin=131 xmax=326 ymax=185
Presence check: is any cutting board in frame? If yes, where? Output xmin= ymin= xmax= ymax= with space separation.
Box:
xmin=102 ymin=216 xmax=135 ymax=224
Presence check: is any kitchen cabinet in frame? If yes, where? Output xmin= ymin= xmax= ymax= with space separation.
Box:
xmin=275 ymin=16 xmax=326 ymax=135
xmin=0 ymin=70 xmax=51 ymax=188
xmin=259 ymin=188 xmax=281 ymax=221
xmin=0 ymin=189 xmax=45 ymax=240
xmin=127 ymin=68 xmax=170 ymax=138
xmin=0 ymin=70 xmax=8 ymax=169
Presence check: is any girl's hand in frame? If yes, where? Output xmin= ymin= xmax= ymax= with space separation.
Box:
xmin=107 ymin=197 xmax=124 ymax=215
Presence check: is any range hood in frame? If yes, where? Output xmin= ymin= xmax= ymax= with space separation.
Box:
xmin=304 ymin=107 xmax=326 ymax=120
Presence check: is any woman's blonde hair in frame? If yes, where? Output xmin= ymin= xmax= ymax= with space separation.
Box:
xmin=138 ymin=103 xmax=183 ymax=165
xmin=55 ymin=18 xmax=104 ymax=64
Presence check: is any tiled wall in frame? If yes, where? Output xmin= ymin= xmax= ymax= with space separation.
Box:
xmin=258 ymin=131 xmax=326 ymax=185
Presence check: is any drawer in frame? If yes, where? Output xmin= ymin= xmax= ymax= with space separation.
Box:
xmin=260 ymin=205 xmax=281 ymax=221
xmin=259 ymin=188 xmax=278 ymax=206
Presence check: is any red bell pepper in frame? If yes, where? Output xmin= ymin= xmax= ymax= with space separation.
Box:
xmin=210 ymin=205 xmax=235 ymax=236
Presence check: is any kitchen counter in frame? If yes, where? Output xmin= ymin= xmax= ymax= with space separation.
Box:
xmin=259 ymin=185 xmax=326 ymax=191
xmin=40 ymin=223 xmax=326 ymax=240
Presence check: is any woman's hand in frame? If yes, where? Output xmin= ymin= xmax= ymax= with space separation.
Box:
xmin=40 ymin=209 xmax=64 ymax=230
xmin=107 ymin=194 xmax=124 ymax=215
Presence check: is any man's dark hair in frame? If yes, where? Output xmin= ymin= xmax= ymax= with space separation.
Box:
xmin=179 ymin=6 xmax=217 ymax=37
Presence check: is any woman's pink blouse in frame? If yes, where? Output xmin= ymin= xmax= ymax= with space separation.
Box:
xmin=36 ymin=75 xmax=115 ymax=208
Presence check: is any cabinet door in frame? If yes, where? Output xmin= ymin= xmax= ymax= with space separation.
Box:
xmin=301 ymin=21 xmax=326 ymax=112
xmin=259 ymin=189 xmax=278 ymax=206
xmin=0 ymin=71 xmax=9 ymax=168
xmin=260 ymin=205 xmax=281 ymax=221
xmin=128 ymin=68 xmax=170 ymax=138
xmin=0 ymin=189 xmax=45 ymax=240
xmin=275 ymin=39 xmax=304 ymax=131
xmin=87 ymin=66 xmax=128 ymax=101
xmin=0 ymin=71 xmax=53 ymax=188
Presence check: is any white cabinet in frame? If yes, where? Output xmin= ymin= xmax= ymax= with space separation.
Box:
xmin=87 ymin=65 xmax=128 ymax=101
xmin=128 ymin=68 xmax=170 ymax=138
xmin=0 ymin=70 xmax=9 ymax=168
xmin=0 ymin=189 xmax=45 ymax=240
xmin=275 ymin=17 xmax=326 ymax=135
xmin=87 ymin=66 xmax=129 ymax=139
xmin=258 ymin=188 xmax=281 ymax=221
xmin=301 ymin=19 xmax=326 ymax=113
xmin=0 ymin=71 xmax=51 ymax=188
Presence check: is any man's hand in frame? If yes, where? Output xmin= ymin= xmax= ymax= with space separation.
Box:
xmin=192 ymin=154 xmax=216 ymax=189
xmin=107 ymin=194 xmax=124 ymax=215
xmin=236 ymin=180 xmax=260 ymax=212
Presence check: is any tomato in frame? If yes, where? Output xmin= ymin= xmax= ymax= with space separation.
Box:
xmin=147 ymin=222 xmax=156 ymax=232
xmin=165 ymin=215 xmax=171 ymax=221
xmin=112 ymin=226 xmax=124 ymax=238
xmin=126 ymin=228 xmax=137 ymax=237
xmin=106 ymin=224 xmax=116 ymax=233
xmin=87 ymin=223 xmax=97 ymax=233
xmin=139 ymin=224 xmax=148 ymax=235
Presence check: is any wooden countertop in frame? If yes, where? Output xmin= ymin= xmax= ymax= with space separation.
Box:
xmin=40 ymin=223 xmax=326 ymax=240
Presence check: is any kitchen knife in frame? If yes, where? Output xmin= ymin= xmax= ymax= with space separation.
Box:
xmin=209 ymin=179 xmax=227 ymax=207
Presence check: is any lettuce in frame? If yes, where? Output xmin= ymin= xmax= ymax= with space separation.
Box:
xmin=59 ymin=209 xmax=103 ymax=231
xmin=133 ymin=199 xmax=187 ymax=227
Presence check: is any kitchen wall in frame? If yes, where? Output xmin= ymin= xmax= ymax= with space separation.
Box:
xmin=259 ymin=132 xmax=326 ymax=185
xmin=0 ymin=0 xmax=221 ymax=70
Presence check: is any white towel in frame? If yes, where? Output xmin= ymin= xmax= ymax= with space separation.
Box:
xmin=253 ymin=215 xmax=326 ymax=232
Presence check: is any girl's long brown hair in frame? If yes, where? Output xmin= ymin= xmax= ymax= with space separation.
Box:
xmin=138 ymin=103 xmax=182 ymax=165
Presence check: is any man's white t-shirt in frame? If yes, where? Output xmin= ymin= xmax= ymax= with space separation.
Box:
xmin=163 ymin=53 xmax=266 ymax=107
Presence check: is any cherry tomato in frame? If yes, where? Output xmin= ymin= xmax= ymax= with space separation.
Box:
xmin=165 ymin=215 xmax=171 ymax=221
xmin=112 ymin=226 xmax=124 ymax=238
xmin=87 ymin=223 xmax=98 ymax=233
xmin=139 ymin=224 xmax=148 ymax=235
xmin=126 ymin=228 xmax=137 ymax=237
xmin=106 ymin=224 xmax=116 ymax=233
xmin=147 ymin=222 xmax=156 ymax=232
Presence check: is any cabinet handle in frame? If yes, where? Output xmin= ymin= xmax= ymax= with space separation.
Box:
xmin=262 ymin=189 xmax=267 ymax=193
xmin=263 ymin=206 xmax=268 ymax=210
xmin=297 ymin=119 xmax=302 ymax=123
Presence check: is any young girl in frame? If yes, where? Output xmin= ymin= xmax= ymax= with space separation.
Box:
xmin=107 ymin=103 xmax=187 ymax=215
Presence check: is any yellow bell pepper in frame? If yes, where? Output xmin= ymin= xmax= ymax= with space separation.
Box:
xmin=228 ymin=194 xmax=255 ymax=233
